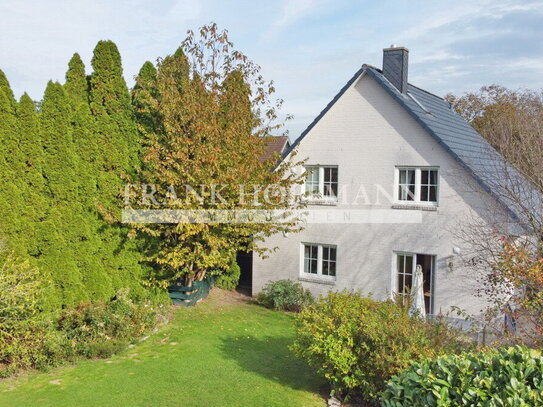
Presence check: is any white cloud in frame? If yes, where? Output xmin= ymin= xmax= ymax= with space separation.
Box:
xmin=262 ymin=0 xmax=331 ymax=41
xmin=0 ymin=0 xmax=540 ymax=137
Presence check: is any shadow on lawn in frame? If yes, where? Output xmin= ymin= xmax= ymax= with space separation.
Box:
xmin=219 ymin=334 xmax=324 ymax=393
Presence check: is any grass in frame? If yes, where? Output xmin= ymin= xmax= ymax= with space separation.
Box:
xmin=0 ymin=290 xmax=325 ymax=407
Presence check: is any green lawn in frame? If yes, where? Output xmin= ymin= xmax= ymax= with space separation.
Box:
xmin=0 ymin=291 xmax=325 ymax=407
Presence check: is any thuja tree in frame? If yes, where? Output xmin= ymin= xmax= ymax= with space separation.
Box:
xmin=90 ymin=40 xmax=140 ymax=209
xmin=64 ymin=53 xmax=114 ymax=299
xmin=130 ymin=24 xmax=304 ymax=287
xmin=16 ymin=93 xmax=47 ymax=257
xmin=132 ymin=61 xmax=158 ymax=138
xmin=39 ymin=81 xmax=88 ymax=307
xmin=0 ymin=77 xmax=25 ymax=254
xmin=89 ymin=41 xmax=146 ymax=293
xmin=0 ymin=69 xmax=16 ymax=110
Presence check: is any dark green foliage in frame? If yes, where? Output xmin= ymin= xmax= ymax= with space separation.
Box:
xmin=64 ymin=53 xmax=112 ymax=301
xmin=65 ymin=53 xmax=89 ymax=104
xmin=212 ymin=257 xmax=241 ymax=291
xmin=87 ymin=42 xmax=146 ymax=300
xmin=0 ymin=43 xmax=165 ymax=376
xmin=291 ymin=292 xmax=469 ymax=404
xmin=0 ymin=80 xmax=27 ymax=256
xmin=90 ymin=40 xmax=139 ymax=185
xmin=39 ymin=81 xmax=88 ymax=307
xmin=0 ymin=41 xmax=151 ymax=310
xmin=257 ymin=280 xmax=314 ymax=311
xmin=381 ymin=346 xmax=543 ymax=406
xmin=15 ymin=94 xmax=46 ymax=256
xmin=132 ymin=60 xmax=158 ymax=137
xmin=0 ymin=69 xmax=16 ymax=109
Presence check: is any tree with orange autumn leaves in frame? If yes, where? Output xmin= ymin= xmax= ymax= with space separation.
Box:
xmin=129 ymin=24 xmax=304 ymax=287
xmin=447 ymin=86 xmax=543 ymax=342
xmin=487 ymin=238 xmax=543 ymax=344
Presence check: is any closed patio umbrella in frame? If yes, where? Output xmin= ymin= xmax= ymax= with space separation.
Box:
xmin=409 ymin=265 xmax=426 ymax=318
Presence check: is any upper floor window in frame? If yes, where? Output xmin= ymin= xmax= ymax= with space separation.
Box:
xmin=396 ymin=167 xmax=439 ymax=204
xmin=304 ymin=166 xmax=338 ymax=199
xmin=302 ymin=243 xmax=337 ymax=278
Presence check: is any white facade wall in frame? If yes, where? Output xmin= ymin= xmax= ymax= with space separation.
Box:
xmin=252 ymin=73 xmax=502 ymax=316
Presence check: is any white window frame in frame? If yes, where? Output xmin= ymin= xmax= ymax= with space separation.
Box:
xmin=391 ymin=251 xmax=435 ymax=314
xmin=304 ymin=165 xmax=338 ymax=201
xmin=394 ymin=166 xmax=439 ymax=206
xmin=394 ymin=252 xmax=415 ymax=298
xmin=300 ymin=242 xmax=337 ymax=281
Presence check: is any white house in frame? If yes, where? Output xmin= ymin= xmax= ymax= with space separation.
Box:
xmin=250 ymin=46 xmax=517 ymax=317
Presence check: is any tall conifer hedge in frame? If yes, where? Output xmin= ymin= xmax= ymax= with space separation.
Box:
xmin=0 ymin=42 xmax=149 ymax=309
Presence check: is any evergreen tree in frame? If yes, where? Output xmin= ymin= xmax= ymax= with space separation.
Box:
xmin=0 ymin=69 xmax=16 ymax=110
xmin=64 ymin=54 xmax=113 ymax=299
xmin=16 ymin=94 xmax=47 ymax=257
xmin=132 ymin=61 xmax=158 ymax=139
xmin=65 ymin=53 xmax=89 ymax=104
xmin=0 ymin=84 xmax=24 ymax=253
xmin=39 ymin=81 xmax=87 ymax=307
xmin=90 ymin=40 xmax=139 ymax=193
xmin=88 ymin=41 xmax=145 ymax=297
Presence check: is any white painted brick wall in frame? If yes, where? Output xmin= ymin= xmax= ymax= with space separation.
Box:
xmin=253 ymin=73 xmax=504 ymax=316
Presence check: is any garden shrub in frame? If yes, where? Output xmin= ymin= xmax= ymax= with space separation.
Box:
xmin=381 ymin=346 xmax=543 ymax=406
xmin=0 ymin=252 xmax=161 ymax=377
xmin=213 ymin=258 xmax=241 ymax=291
xmin=58 ymin=289 xmax=158 ymax=359
xmin=0 ymin=252 xmax=61 ymax=375
xmin=257 ymin=280 xmax=314 ymax=312
xmin=291 ymin=292 xmax=468 ymax=403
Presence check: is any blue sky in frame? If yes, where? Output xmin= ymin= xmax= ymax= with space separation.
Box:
xmin=1 ymin=0 xmax=542 ymax=138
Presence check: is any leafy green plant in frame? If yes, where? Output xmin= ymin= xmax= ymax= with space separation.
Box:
xmin=58 ymin=289 xmax=158 ymax=359
xmin=291 ymin=292 xmax=468 ymax=404
xmin=0 ymin=248 xmax=162 ymax=377
xmin=257 ymin=280 xmax=314 ymax=312
xmin=213 ymin=257 xmax=241 ymax=291
xmin=381 ymin=346 xmax=543 ymax=406
xmin=0 ymin=252 xmax=60 ymax=375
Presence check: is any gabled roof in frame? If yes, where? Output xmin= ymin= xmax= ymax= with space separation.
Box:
xmin=261 ymin=135 xmax=290 ymax=162
xmin=285 ymin=64 xmax=528 ymax=222
xmin=365 ymin=66 xmax=502 ymax=195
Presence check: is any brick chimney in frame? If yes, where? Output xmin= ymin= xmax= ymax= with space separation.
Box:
xmin=382 ymin=45 xmax=409 ymax=93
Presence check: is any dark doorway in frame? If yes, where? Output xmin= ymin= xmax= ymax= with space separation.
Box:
xmin=415 ymin=254 xmax=434 ymax=315
xmin=236 ymin=251 xmax=253 ymax=296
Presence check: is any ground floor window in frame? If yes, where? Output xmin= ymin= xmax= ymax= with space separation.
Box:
xmin=395 ymin=252 xmax=434 ymax=314
xmin=302 ymin=243 xmax=337 ymax=278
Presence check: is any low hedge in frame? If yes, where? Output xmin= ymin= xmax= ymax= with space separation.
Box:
xmin=381 ymin=346 xmax=543 ymax=406
xmin=291 ymin=292 xmax=468 ymax=404
xmin=257 ymin=280 xmax=314 ymax=312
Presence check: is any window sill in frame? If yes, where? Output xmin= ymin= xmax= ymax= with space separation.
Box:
xmin=391 ymin=203 xmax=438 ymax=211
xmin=298 ymin=276 xmax=336 ymax=285
xmin=305 ymin=199 xmax=338 ymax=206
